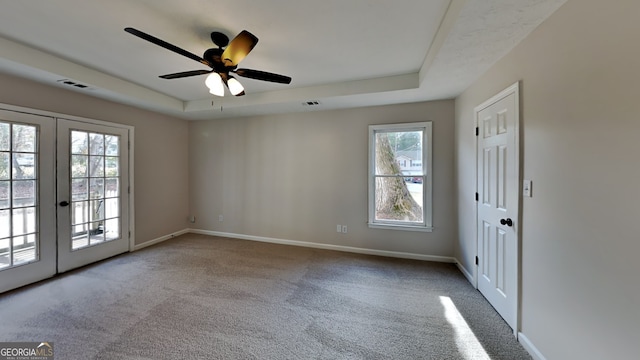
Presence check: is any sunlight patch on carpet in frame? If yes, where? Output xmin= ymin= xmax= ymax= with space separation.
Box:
xmin=440 ymin=296 xmax=490 ymax=360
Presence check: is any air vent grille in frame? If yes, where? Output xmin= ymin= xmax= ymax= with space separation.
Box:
xmin=57 ymin=79 xmax=94 ymax=90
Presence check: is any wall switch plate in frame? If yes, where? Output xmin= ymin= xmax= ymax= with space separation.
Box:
xmin=337 ymin=225 xmax=342 ymax=233
xmin=341 ymin=225 xmax=348 ymax=233
xmin=219 ymin=215 xmax=223 ymax=222
xmin=523 ymin=180 xmax=532 ymax=197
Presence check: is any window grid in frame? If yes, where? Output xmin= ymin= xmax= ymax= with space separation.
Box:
xmin=70 ymin=131 xmax=121 ymax=250
xmin=0 ymin=121 xmax=39 ymax=270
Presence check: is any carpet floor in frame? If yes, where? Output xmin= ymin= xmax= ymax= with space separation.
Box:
xmin=0 ymin=234 xmax=531 ymax=359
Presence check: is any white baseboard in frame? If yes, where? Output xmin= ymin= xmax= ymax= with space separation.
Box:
xmin=132 ymin=228 xmax=189 ymax=251
xmin=454 ymin=258 xmax=476 ymax=286
xmin=189 ymin=229 xmax=456 ymax=263
xmin=518 ymin=332 xmax=546 ymax=360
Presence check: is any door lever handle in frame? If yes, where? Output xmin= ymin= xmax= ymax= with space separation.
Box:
xmin=500 ymin=218 xmax=513 ymax=227
xmin=59 ymin=201 xmax=70 ymax=207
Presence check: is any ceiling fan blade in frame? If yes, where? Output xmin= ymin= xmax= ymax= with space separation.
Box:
xmin=234 ymin=68 xmax=292 ymax=84
xmin=159 ymin=70 xmax=213 ymax=79
xmin=221 ymin=30 xmax=258 ymax=67
xmin=124 ymin=27 xmax=211 ymax=67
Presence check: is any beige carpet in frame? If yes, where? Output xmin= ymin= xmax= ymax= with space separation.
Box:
xmin=0 ymin=234 xmax=531 ymax=359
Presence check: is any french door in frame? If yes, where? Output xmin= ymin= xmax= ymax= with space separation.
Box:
xmin=0 ymin=109 xmax=56 ymax=293
xmin=0 ymin=109 xmax=131 ymax=293
xmin=56 ymin=119 xmax=130 ymax=273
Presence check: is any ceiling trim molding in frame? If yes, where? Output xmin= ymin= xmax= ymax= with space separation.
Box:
xmin=0 ymin=35 xmax=183 ymax=111
xmin=419 ymin=0 xmax=467 ymax=85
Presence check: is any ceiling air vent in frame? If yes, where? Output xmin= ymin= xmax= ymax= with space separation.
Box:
xmin=302 ymin=100 xmax=321 ymax=106
xmin=57 ymin=79 xmax=94 ymax=90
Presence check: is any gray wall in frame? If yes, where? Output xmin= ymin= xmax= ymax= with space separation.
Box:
xmin=0 ymin=73 xmax=190 ymax=245
xmin=189 ymin=100 xmax=456 ymax=257
xmin=455 ymin=0 xmax=640 ymax=358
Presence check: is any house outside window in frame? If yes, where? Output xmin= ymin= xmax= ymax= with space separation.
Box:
xmin=368 ymin=122 xmax=432 ymax=231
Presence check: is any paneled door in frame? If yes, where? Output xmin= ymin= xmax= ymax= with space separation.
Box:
xmin=476 ymin=83 xmax=520 ymax=332
xmin=0 ymin=109 xmax=56 ymax=293
xmin=56 ymin=119 xmax=130 ymax=273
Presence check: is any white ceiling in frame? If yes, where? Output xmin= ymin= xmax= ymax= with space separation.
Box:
xmin=0 ymin=0 xmax=566 ymax=120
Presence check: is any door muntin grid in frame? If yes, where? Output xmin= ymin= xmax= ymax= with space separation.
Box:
xmin=69 ymin=130 xmax=120 ymax=251
xmin=0 ymin=121 xmax=39 ymax=269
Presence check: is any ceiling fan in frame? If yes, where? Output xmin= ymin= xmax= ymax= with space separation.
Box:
xmin=124 ymin=27 xmax=291 ymax=96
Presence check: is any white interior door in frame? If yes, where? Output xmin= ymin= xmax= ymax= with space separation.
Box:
xmin=0 ymin=109 xmax=56 ymax=293
xmin=56 ymin=119 xmax=130 ymax=273
xmin=476 ymin=83 xmax=520 ymax=332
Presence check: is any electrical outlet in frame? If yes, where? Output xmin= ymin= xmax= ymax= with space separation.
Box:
xmin=342 ymin=225 xmax=347 ymax=233
xmin=219 ymin=215 xmax=223 ymax=222
xmin=337 ymin=225 xmax=342 ymax=233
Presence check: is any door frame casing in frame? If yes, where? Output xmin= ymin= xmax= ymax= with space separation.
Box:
xmin=0 ymin=103 xmax=136 ymax=253
xmin=473 ymin=81 xmax=521 ymax=336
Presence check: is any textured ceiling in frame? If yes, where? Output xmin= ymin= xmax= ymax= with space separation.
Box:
xmin=0 ymin=0 xmax=567 ymax=120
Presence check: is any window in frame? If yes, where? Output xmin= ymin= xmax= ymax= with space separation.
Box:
xmin=368 ymin=122 xmax=432 ymax=231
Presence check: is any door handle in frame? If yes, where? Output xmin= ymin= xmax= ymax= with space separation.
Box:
xmin=59 ymin=201 xmax=70 ymax=207
xmin=500 ymin=218 xmax=513 ymax=227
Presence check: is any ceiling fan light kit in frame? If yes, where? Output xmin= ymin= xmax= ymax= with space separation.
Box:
xmin=205 ymin=72 xmax=225 ymax=96
xmin=124 ymin=27 xmax=291 ymax=97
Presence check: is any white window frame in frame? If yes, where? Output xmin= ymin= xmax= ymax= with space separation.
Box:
xmin=368 ymin=122 xmax=433 ymax=232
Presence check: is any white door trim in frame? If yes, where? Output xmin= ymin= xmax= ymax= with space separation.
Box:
xmin=474 ymin=81 xmax=521 ymax=335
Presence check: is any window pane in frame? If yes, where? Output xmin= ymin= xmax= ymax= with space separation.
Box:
xmin=90 ymin=199 xmax=104 ymax=221
xmin=72 ymin=178 xmax=88 ymax=201
xmin=89 ymin=133 xmax=105 ymax=155
xmin=12 ymin=125 xmax=36 ymax=152
xmin=374 ymin=130 xmax=423 ymax=176
xmin=105 ymin=178 xmax=119 ymax=197
xmin=12 ymin=207 xmax=36 ymax=236
xmin=71 ymin=155 xmax=88 ymax=177
xmin=0 ymin=123 xmax=9 ymax=151
xmin=89 ymin=156 xmax=104 ymax=177
xmin=105 ymin=198 xmax=119 ymax=218
xmin=72 ymin=226 xmax=89 ymax=250
xmin=72 ymin=201 xmax=88 ymax=225
xmin=71 ymin=131 xmax=88 ymax=155
xmin=0 ymin=153 xmax=8 ymax=179
xmin=105 ymin=218 xmax=119 ymax=241
xmin=105 ymin=135 xmax=119 ymax=156
xmin=0 ymin=237 xmax=10 ymax=269
xmin=90 ymin=178 xmax=104 ymax=199
xmin=374 ymin=176 xmax=423 ymax=223
xmin=13 ymin=180 xmax=35 ymax=207
xmin=0 ymin=210 xmax=9 ymax=238
xmin=12 ymin=153 xmax=36 ymax=179
xmin=13 ymin=234 xmax=36 ymax=265
xmin=89 ymin=222 xmax=104 ymax=245
xmin=0 ymin=181 xmax=8 ymax=209
xmin=105 ymin=156 xmax=118 ymax=177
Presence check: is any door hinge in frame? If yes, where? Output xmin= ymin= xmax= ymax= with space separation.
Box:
xmin=475 ymin=127 xmax=479 ymax=136
xmin=128 ymin=186 xmax=130 ymax=194
xmin=475 ymin=256 xmax=479 ymax=265
xmin=475 ymin=192 xmax=479 ymax=201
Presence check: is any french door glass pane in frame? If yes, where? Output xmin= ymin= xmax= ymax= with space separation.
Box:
xmin=70 ymin=130 xmax=120 ymax=251
xmin=0 ymin=121 xmax=39 ymax=269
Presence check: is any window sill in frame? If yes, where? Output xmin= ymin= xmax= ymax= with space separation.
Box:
xmin=367 ymin=223 xmax=433 ymax=233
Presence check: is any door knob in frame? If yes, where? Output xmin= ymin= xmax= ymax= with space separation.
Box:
xmin=500 ymin=218 xmax=513 ymax=227
xmin=59 ymin=201 xmax=70 ymax=207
